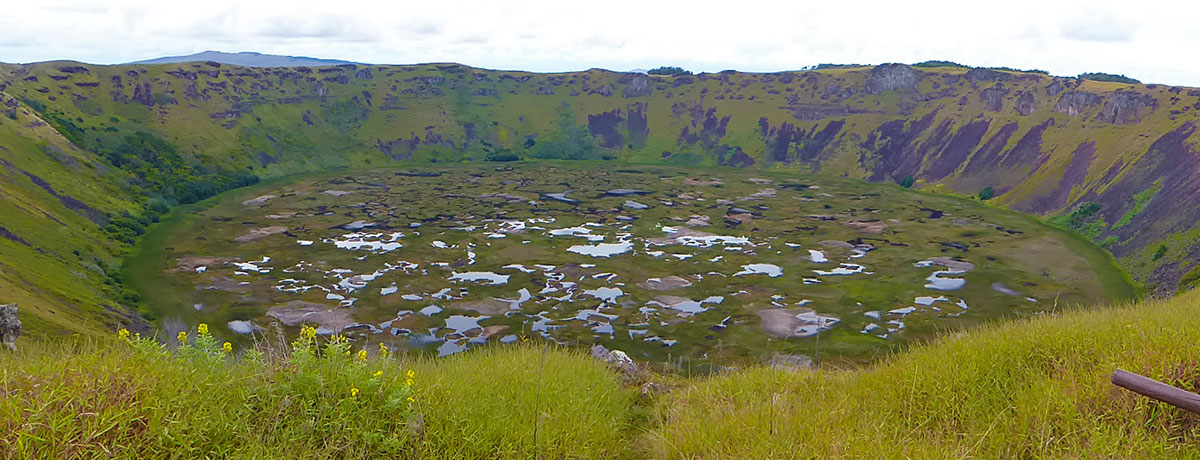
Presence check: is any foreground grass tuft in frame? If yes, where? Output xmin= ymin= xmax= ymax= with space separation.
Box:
xmin=7 ymin=292 xmax=1200 ymax=458
xmin=648 ymin=290 xmax=1200 ymax=458
xmin=0 ymin=328 xmax=632 ymax=459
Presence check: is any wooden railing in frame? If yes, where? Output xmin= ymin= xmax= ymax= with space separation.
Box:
xmin=1111 ymin=369 xmax=1200 ymax=414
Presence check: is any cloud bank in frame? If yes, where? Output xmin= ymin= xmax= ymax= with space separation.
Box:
xmin=1 ymin=0 xmax=1196 ymax=86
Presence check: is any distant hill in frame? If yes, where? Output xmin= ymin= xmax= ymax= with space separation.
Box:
xmin=127 ymin=51 xmax=360 ymax=67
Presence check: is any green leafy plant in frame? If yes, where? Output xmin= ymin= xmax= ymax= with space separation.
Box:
xmin=978 ymin=186 xmax=995 ymax=201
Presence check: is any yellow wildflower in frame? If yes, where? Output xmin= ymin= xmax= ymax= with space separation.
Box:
xmin=197 ymin=323 xmax=209 ymax=336
xmin=222 ymin=342 xmax=233 ymax=353
xmin=117 ymin=328 xmax=130 ymax=341
xmin=350 ymin=387 xmax=359 ymax=397
xmin=406 ymin=396 xmax=415 ymax=403
xmin=373 ymin=370 xmax=383 ymax=378
xmin=301 ymin=325 xmax=317 ymax=339
xmin=357 ymin=350 xmax=368 ymax=361
xmin=406 ymin=378 xmax=414 ymax=386
xmin=177 ymin=331 xmax=188 ymax=344
xmin=378 ymin=342 xmax=390 ymax=357
xmin=406 ymin=369 xmax=415 ymax=379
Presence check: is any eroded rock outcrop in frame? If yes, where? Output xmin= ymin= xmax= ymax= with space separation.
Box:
xmin=979 ymin=85 xmax=1008 ymax=112
xmin=621 ymin=73 xmax=652 ymax=98
xmin=1095 ymin=90 xmax=1157 ymax=125
xmin=864 ymin=64 xmax=922 ymax=94
xmin=1053 ymin=91 xmax=1103 ymax=116
xmin=0 ymin=304 xmax=19 ymax=351
xmin=1015 ymin=91 xmax=1037 ymax=116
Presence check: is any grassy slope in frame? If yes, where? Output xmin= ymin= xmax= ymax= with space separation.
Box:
xmin=1 ymin=340 xmax=631 ymax=459
xmin=651 ymin=289 xmax=1200 ymax=458
xmin=5 ymin=290 xmax=1200 ymax=458
xmin=0 ymin=92 xmax=139 ymax=339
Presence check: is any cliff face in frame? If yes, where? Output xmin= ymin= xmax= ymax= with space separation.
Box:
xmin=1 ymin=61 xmax=1199 ymax=301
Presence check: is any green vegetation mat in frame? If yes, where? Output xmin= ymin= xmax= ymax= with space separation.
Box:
xmin=123 ymin=162 xmax=1133 ymax=369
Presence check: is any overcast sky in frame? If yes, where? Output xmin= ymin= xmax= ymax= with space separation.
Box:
xmin=3 ymin=0 xmax=1199 ymax=86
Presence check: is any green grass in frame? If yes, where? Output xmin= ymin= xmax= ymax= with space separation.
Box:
xmin=1 ymin=335 xmax=632 ymax=459
xmin=648 ymin=289 xmax=1200 ymax=458
xmin=1113 ymin=180 xmax=1163 ymax=231
xmin=6 ymin=290 xmax=1200 ymax=458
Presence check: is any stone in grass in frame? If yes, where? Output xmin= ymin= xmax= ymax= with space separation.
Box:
xmin=0 ymin=304 xmax=19 ymax=351
xmin=234 ymin=226 xmax=287 ymax=243
xmin=768 ymin=353 xmax=813 ymax=372
xmin=591 ymin=344 xmax=638 ymax=376
xmin=640 ymin=276 xmax=693 ymax=291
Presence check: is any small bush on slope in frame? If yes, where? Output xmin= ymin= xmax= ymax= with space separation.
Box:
xmin=648 ymin=290 xmax=1200 ymax=458
xmin=0 ymin=329 xmax=632 ymax=459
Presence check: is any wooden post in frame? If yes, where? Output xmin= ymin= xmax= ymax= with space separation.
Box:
xmin=1111 ymin=369 xmax=1200 ymax=414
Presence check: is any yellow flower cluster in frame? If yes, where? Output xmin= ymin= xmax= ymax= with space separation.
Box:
xmin=373 ymin=370 xmax=383 ymax=378
xmin=350 ymin=387 xmax=359 ymax=398
xmin=357 ymin=350 xmax=368 ymax=362
xmin=300 ymin=325 xmax=317 ymax=340
xmin=177 ymin=331 xmax=188 ymax=344
xmin=222 ymin=342 xmax=233 ymax=353
xmin=378 ymin=342 xmax=390 ymax=359
xmin=406 ymin=369 xmax=417 ymax=403
xmin=197 ymin=323 xmax=209 ymax=336
xmin=117 ymin=328 xmax=130 ymax=341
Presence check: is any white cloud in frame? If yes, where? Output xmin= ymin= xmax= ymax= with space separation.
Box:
xmin=1 ymin=0 xmax=1199 ymax=86
xmin=1059 ymin=12 xmax=1136 ymax=43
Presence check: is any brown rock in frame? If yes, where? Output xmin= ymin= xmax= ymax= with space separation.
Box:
xmin=845 ymin=220 xmax=888 ymax=234
xmin=482 ymin=325 xmax=510 ymax=338
xmin=756 ymin=308 xmax=838 ymax=339
xmin=266 ymin=301 xmax=353 ymax=333
xmin=452 ymin=298 xmax=511 ymax=315
xmin=683 ymin=178 xmax=722 ymax=186
xmin=640 ymin=276 xmax=693 ymax=291
xmin=201 ymin=276 xmax=249 ymax=293
xmin=242 ymin=195 xmax=276 ymax=206
xmin=235 ymin=226 xmax=287 ymax=242
xmin=175 ymin=256 xmax=236 ymax=272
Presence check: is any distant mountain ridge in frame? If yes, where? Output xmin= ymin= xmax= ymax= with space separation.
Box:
xmin=127 ymin=51 xmax=360 ymax=67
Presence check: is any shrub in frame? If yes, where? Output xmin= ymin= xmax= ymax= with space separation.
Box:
xmin=1079 ymin=72 xmax=1141 ymax=84
xmin=1153 ymin=244 xmax=1168 ymax=261
xmin=978 ymin=186 xmax=995 ymax=201
xmin=912 ymin=60 xmax=968 ymax=69
xmin=648 ymin=66 xmax=692 ymax=76
xmin=485 ymin=151 xmax=520 ymax=162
